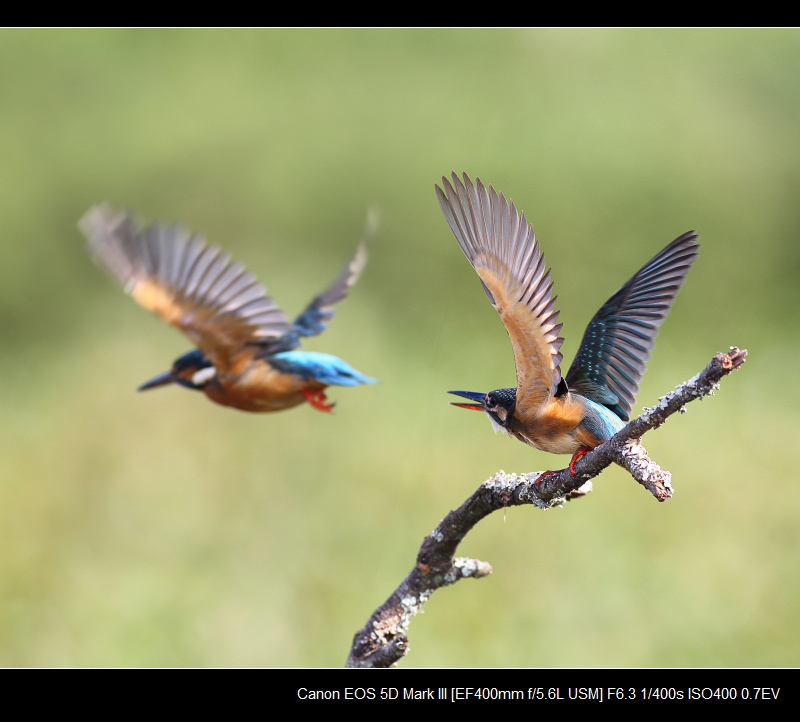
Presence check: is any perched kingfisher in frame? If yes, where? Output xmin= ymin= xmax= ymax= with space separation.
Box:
xmin=80 ymin=203 xmax=377 ymax=413
xmin=437 ymin=173 xmax=699 ymax=477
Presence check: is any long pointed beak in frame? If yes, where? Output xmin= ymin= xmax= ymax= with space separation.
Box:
xmin=448 ymin=389 xmax=487 ymax=411
xmin=137 ymin=370 xmax=175 ymax=392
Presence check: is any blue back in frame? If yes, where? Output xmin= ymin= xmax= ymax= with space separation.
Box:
xmin=578 ymin=395 xmax=626 ymax=443
xmin=268 ymin=351 xmax=377 ymax=387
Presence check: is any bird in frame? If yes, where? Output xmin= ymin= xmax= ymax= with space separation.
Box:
xmin=80 ymin=203 xmax=377 ymax=413
xmin=436 ymin=172 xmax=699 ymax=478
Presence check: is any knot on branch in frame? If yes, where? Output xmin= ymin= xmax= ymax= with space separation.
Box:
xmin=452 ymin=556 xmax=493 ymax=581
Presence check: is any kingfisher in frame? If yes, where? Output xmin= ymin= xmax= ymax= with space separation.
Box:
xmin=437 ymin=173 xmax=699 ymax=477
xmin=80 ymin=203 xmax=377 ymax=413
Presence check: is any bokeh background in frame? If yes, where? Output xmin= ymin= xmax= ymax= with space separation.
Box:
xmin=1 ymin=28 xmax=798 ymax=667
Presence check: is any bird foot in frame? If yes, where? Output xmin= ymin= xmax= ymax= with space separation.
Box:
xmin=534 ymin=470 xmax=557 ymax=487
xmin=302 ymin=388 xmax=335 ymax=413
xmin=569 ymin=446 xmax=591 ymax=477
xmin=534 ymin=446 xmax=592 ymax=486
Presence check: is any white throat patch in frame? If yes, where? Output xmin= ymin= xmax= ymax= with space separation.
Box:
xmin=192 ymin=366 xmax=217 ymax=386
xmin=487 ymin=414 xmax=508 ymax=436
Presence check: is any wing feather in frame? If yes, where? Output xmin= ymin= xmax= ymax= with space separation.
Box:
xmin=80 ymin=203 xmax=293 ymax=372
xmin=565 ymin=230 xmax=699 ymax=420
xmin=436 ymin=172 xmax=565 ymax=418
xmin=286 ymin=209 xmax=377 ymax=343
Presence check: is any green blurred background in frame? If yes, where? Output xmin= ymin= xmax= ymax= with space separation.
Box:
xmin=1 ymin=28 xmax=798 ymax=668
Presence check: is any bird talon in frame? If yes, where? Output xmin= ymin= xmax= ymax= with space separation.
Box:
xmin=302 ymin=388 xmax=335 ymax=413
xmin=569 ymin=446 xmax=591 ymax=477
xmin=534 ymin=470 xmax=556 ymax=487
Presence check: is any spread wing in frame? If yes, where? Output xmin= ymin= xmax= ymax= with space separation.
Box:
xmin=436 ymin=172 xmax=564 ymax=420
xmin=80 ymin=203 xmax=293 ymax=374
xmin=565 ymin=231 xmax=700 ymax=420
xmin=285 ymin=209 xmax=377 ymax=346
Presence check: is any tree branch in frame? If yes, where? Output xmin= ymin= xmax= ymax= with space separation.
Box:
xmin=346 ymin=347 xmax=747 ymax=668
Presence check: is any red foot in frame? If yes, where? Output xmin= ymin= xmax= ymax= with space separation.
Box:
xmin=534 ymin=470 xmax=556 ymax=487
xmin=535 ymin=446 xmax=592 ymax=486
xmin=302 ymin=388 xmax=335 ymax=413
xmin=569 ymin=446 xmax=591 ymax=477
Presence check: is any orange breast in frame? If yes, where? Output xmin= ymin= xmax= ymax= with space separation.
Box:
xmin=512 ymin=395 xmax=600 ymax=455
xmin=204 ymin=361 xmax=326 ymax=412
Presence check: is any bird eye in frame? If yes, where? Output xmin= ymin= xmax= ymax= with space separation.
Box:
xmin=487 ymin=393 xmax=496 ymax=406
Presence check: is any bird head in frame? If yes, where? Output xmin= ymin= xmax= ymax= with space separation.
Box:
xmin=448 ymin=387 xmax=516 ymax=434
xmin=137 ymin=349 xmax=215 ymax=392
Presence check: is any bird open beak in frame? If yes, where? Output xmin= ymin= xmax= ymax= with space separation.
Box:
xmin=448 ymin=390 xmax=487 ymax=411
xmin=137 ymin=370 xmax=175 ymax=392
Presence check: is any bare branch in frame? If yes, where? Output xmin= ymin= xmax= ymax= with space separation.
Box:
xmin=346 ymin=347 xmax=747 ymax=668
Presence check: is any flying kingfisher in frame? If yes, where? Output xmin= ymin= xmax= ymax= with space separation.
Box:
xmin=437 ymin=173 xmax=699 ymax=477
xmin=80 ymin=203 xmax=377 ymax=413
